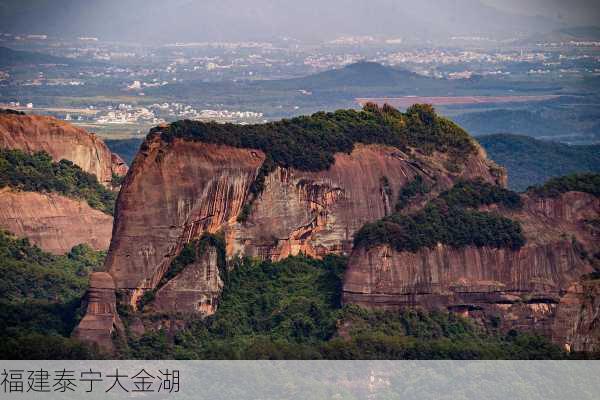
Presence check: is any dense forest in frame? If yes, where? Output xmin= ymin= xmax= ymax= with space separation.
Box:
xmin=528 ymin=173 xmax=600 ymax=198
xmin=0 ymin=148 xmax=116 ymax=214
xmin=355 ymin=179 xmax=525 ymax=252
xmin=0 ymin=230 xmax=104 ymax=359
xmin=1 ymin=176 xmax=592 ymax=360
xmin=0 ymin=229 xmax=568 ymax=360
xmin=6 ymin=184 xmax=598 ymax=360
xmin=159 ymin=103 xmax=476 ymax=172
xmin=123 ymin=254 xmax=566 ymax=360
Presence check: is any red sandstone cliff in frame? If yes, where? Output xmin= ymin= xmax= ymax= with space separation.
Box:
xmin=152 ymin=245 xmax=223 ymax=315
xmin=0 ymin=112 xmax=128 ymax=186
xmin=0 ymin=112 xmax=121 ymax=253
xmin=72 ymin=114 xmax=600 ymax=353
xmin=0 ymin=188 xmax=113 ymax=254
xmin=73 ymin=272 xmax=124 ymax=353
xmin=104 ymin=134 xmax=501 ymax=311
xmin=342 ymin=191 xmax=600 ymax=351
xmin=553 ymin=280 xmax=600 ymax=353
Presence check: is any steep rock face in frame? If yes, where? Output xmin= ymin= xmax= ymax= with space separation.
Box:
xmin=151 ymin=245 xmax=223 ymax=315
xmin=343 ymin=191 xmax=600 ymax=339
xmin=508 ymin=192 xmax=599 ymax=248
xmin=105 ymin=135 xmax=501 ymax=306
xmin=106 ymin=137 xmax=265 ymax=297
xmin=229 ymin=144 xmax=502 ymax=261
xmin=553 ymin=281 xmax=600 ymax=353
xmin=73 ymin=272 xmax=124 ymax=353
xmin=0 ymin=112 xmax=127 ymax=186
xmin=111 ymin=153 xmax=129 ymax=177
xmin=0 ymin=188 xmax=113 ymax=254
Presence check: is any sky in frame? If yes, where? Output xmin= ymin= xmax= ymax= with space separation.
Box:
xmin=482 ymin=0 xmax=600 ymax=25
xmin=0 ymin=0 xmax=598 ymax=43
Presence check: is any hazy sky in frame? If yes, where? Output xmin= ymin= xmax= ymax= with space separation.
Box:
xmin=482 ymin=0 xmax=600 ymax=25
xmin=0 ymin=0 xmax=598 ymax=42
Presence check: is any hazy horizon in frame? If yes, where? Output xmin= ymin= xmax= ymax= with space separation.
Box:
xmin=0 ymin=0 xmax=598 ymax=43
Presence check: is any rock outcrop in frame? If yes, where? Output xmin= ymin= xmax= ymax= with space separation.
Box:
xmin=151 ymin=244 xmax=223 ymax=316
xmin=0 ymin=111 xmax=127 ymax=186
xmin=0 ymin=188 xmax=113 ymax=254
xmin=0 ymin=111 xmax=122 ymax=253
xmin=73 ymin=272 xmax=124 ymax=353
xmin=105 ymin=138 xmax=265 ymax=295
xmin=553 ymin=280 xmax=600 ymax=353
xmin=343 ymin=191 xmax=600 ymax=345
xmin=104 ymin=133 xmax=501 ymax=307
xmin=72 ymin=108 xmax=598 ymax=353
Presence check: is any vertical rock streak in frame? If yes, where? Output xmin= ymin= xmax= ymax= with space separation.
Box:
xmin=343 ymin=192 xmax=600 ymax=350
xmin=104 ymin=138 xmax=500 ymax=313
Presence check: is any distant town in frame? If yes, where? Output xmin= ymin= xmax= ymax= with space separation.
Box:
xmin=1 ymin=28 xmax=599 ymax=141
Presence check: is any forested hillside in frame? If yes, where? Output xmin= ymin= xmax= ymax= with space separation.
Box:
xmin=0 ymin=149 xmax=116 ymax=214
xmin=0 ymin=230 xmax=104 ymax=358
xmin=478 ymin=134 xmax=600 ymax=191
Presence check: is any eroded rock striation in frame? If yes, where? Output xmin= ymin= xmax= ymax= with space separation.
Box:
xmin=553 ymin=280 xmax=600 ymax=353
xmin=0 ymin=111 xmax=127 ymax=186
xmin=343 ymin=190 xmax=600 ymax=350
xmin=0 ymin=188 xmax=113 ymax=254
xmin=75 ymin=106 xmax=599 ymax=352
xmin=105 ymin=129 xmax=500 ymax=307
xmin=151 ymin=244 xmax=224 ymax=315
xmin=73 ymin=272 xmax=124 ymax=353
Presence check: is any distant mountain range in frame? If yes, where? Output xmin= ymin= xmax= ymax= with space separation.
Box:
xmin=454 ymin=109 xmax=570 ymax=137
xmin=454 ymin=106 xmax=600 ymax=144
xmin=478 ymin=134 xmax=600 ymax=191
xmin=104 ymin=138 xmax=143 ymax=165
xmin=152 ymin=61 xmax=562 ymax=105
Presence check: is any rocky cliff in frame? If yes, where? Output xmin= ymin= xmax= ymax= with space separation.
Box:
xmin=105 ymin=131 xmax=500 ymax=308
xmin=0 ymin=188 xmax=113 ymax=254
xmin=0 ymin=111 xmax=121 ymax=253
xmin=553 ymin=280 xmax=600 ymax=353
xmin=152 ymin=244 xmax=224 ymax=315
xmin=0 ymin=111 xmax=128 ymax=186
xmin=75 ymin=105 xmax=599 ymax=353
xmin=343 ymin=190 xmax=600 ymax=351
xmin=73 ymin=272 xmax=124 ymax=353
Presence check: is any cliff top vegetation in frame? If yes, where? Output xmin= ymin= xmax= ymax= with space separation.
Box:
xmin=0 ymin=148 xmax=116 ymax=215
xmin=355 ymin=179 xmax=526 ymax=252
xmin=528 ymin=173 xmax=600 ymax=198
xmin=154 ymin=103 xmax=477 ymax=172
